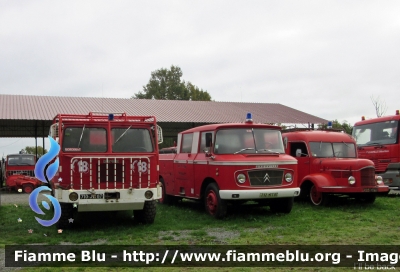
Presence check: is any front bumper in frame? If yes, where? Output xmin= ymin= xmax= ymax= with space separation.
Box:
xmin=54 ymin=186 xmax=161 ymax=212
xmin=319 ymin=185 xmax=389 ymax=194
xmin=219 ymin=187 xmax=300 ymax=200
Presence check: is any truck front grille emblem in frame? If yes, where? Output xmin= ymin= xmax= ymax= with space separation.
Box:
xmin=263 ymin=173 xmax=271 ymax=183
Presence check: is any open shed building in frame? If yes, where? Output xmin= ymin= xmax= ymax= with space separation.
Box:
xmin=0 ymin=94 xmax=328 ymax=155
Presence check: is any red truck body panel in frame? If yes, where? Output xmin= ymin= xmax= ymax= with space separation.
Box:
xmin=283 ymin=129 xmax=388 ymax=205
xmin=160 ymin=121 xmax=300 ymax=217
xmin=48 ymin=112 xmax=162 ymax=227
xmin=353 ymin=112 xmax=400 ymax=190
xmin=3 ymin=154 xmax=40 ymax=193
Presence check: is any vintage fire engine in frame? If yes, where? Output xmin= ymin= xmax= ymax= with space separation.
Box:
xmin=282 ymin=129 xmax=389 ymax=205
xmin=2 ymin=153 xmax=41 ymax=193
xmin=159 ymin=114 xmax=300 ymax=218
xmin=353 ymin=110 xmax=400 ymax=191
xmin=48 ymin=112 xmax=162 ymax=228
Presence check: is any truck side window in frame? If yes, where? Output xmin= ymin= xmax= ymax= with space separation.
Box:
xmin=290 ymin=142 xmax=308 ymax=157
xmin=200 ymin=131 xmax=214 ymax=153
xmin=181 ymin=133 xmax=193 ymax=153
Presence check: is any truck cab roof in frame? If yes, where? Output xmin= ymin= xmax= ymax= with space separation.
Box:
xmin=283 ymin=130 xmax=354 ymax=143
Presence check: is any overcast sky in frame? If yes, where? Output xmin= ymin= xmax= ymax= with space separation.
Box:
xmin=1 ymin=0 xmax=399 ymax=155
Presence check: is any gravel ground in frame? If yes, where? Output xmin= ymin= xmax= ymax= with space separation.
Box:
xmin=0 ymin=190 xmax=50 ymax=205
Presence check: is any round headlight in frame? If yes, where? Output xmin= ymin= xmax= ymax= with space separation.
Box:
xmin=348 ymin=176 xmax=356 ymax=185
xmin=237 ymin=174 xmax=246 ymax=184
xmin=145 ymin=190 xmax=154 ymax=199
xmin=69 ymin=192 xmax=78 ymax=201
xmin=376 ymin=175 xmax=383 ymax=185
xmin=285 ymin=173 xmax=293 ymax=183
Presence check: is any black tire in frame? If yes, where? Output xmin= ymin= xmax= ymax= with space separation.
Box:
xmin=134 ymin=200 xmax=157 ymax=224
xmin=56 ymin=203 xmax=74 ymax=229
xmin=309 ymin=185 xmax=330 ymax=206
xmin=356 ymin=193 xmax=376 ymax=204
xmin=204 ymin=183 xmax=227 ymax=219
xmin=270 ymin=197 xmax=294 ymax=213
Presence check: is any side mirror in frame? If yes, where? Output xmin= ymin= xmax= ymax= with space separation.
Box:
xmin=205 ymin=133 xmax=212 ymax=148
xmin=296 ymin=149 xmax=308 ymax=157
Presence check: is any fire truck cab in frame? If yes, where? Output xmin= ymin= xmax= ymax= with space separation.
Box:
xmin=159 ymin=114 xmax=300 ymax=218
xmin=2 ymin=153 xmax=40 ymax=193
xmin=353 ymin=111 xmax=400 ymax=191
xmin=282 ymin=129 xmax=389 ymax=205
xmin=3 ymin=153 xmax=36 ymax=177
xmin=48 ymin=112 xmax=162 ymax=228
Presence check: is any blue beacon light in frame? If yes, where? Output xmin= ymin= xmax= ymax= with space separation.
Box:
xmin=246 ymin=113 xmax=253 ymax=123
xmin=327 ymin=121 xmax=333 ymax=129
xmin=108 ymin=114 xmax=114 ymax=121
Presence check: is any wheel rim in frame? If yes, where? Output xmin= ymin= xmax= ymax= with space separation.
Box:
xmin=310 ymin=185 xmax=322 ymax=205
xmin=24 ymin=185 xmax=33 ymax=194
xmin=206 ymin=190 xmax=218 ymax=215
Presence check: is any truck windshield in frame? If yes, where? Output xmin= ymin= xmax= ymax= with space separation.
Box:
xmin=352 ymin=120 xmax=398 ymax=146
xmin=63 ymin=127 xmax=107 ymax=152
xmin=7 ymin=155 xmax=35 ymax=166
xmin=309 ymin=142 xmax=356 ymax=158
xmin=214 ymin=128 xmax=284 ymax=154
xmin=112 ymin=128 xmax=154 ymax=152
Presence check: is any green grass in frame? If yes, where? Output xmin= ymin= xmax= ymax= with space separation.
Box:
xmin=2 ymin=195 xmax=400 ymax=271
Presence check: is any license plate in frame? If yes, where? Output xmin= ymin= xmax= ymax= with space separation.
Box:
xmin=260 ymin=192 xmax=278 ymax=198
xmin=80 ymin=194 xmax=104 ymax=199
xmin=363 ymin=188 xmax=377 ymax=192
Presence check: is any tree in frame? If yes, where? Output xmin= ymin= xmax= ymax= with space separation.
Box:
xmin=319 ymin=120 xmax=353 ymax=135
xmin=370 ymin=95 xmax=387 ymax=117
xmin=133 ymin=65 xmax=212 ymax=101
xmin=23 ymin=146 xmax=48 ymax=157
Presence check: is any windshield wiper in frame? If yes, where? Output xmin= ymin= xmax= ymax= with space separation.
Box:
xmin=234 ymin=148 xmax=254 ymax=154
xmin=114 ymin=126 xmax=132 ymax=144
xmin=78 ymin=124 xmax=85 ymax=148
xmin=257 ymin=149 xmax=280 ymax=154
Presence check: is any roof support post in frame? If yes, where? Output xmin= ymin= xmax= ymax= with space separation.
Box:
xmin=35 ymin=121 xmax=38 ymax=159
xmin=42 ymin=121 xmax=46 ymax=155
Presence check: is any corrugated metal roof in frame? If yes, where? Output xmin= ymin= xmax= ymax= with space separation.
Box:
xmin=0 ymin=94 xmax=328 ymax=137
xmin=0 ymin=94 xmax=327 ymax=123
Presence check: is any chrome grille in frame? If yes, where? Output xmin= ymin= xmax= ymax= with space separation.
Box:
xmin=361 ymin=167 xmax=375 ymax=186
xmin=247 ymin=170 xmax=283 ymax=186
xmin=7 ymin=170 xmax=35 ymax=177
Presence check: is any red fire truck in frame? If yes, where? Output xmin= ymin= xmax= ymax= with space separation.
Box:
xmin=2 ymin=153 xmax=41 ymax=193
xmin=159 ymin=114 xmax=300 ymax=218
xmin=282 ymin=129 xmax=389 ymax=205
xmin=48 ymin=112 xmax=162 ymax=228
xmin=353 ymin=110 xmax=400 ymax=191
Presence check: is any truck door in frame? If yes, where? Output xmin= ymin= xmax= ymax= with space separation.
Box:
xmin=193 ymin=131 xmax=213 ymax=198
xmin=289 ymin=142 xmax=310 ymax=183
xmin=173 ymin=132 xmax=196 ymax=196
